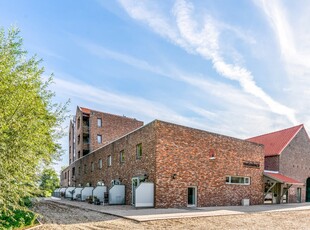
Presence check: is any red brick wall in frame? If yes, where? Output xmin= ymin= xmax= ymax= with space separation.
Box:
xmin=88 ymin=111 xmax=144 ymax=151
xmin=62 ymin=119 xmax=265 ymax=208
xmin=67 ymin=122 xmax=156 ymax=205
xmin=264 ymin=156 xmax=279 ymax=171
xmin=154 ymin=121 xmax=265 ymax=208
xmin=279 ymin=127 xmax=310 ymax=203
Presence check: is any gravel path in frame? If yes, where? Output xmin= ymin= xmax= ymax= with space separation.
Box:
xmin=32 ymin=200 xmax=310 ymax=229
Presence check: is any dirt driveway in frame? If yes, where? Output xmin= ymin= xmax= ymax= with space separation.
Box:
xmin=32 ymin=200 xmax=310 ymax=230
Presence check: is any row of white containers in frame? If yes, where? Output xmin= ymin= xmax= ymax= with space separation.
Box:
xmin=53 ymin=184 xmax=125 ymax=205
xmin=53 ymin=182 xmax=154 ymax=207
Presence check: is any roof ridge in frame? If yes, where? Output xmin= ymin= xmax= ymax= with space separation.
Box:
xmin=78 ymin=106 xmax=142 ymax=122
xmin=247 ymin=124 xmax=303 ymax=140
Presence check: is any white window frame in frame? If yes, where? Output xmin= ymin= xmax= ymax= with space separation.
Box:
xmin=97 ymin=118 xmax=102 ymax=127
xmin=97 ymin=135 xmax=102 ymax=144
xmin=99 ymin=159 xmax=102 ymax=169
xmin=120 ymin=150 xmax=125 ymax=163
xmin=108 ymin=155 xmax=112 ymax=167
xmin=136 ymin=143 xmax=142 ymax=159
xmin=226 ymin=176 xmax=250 ymax=185
xmin=91 ymin=162 xmax=94 ymax=172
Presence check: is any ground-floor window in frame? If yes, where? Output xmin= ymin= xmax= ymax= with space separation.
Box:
xmin=226 ymin=176 xmax=250 ymax=185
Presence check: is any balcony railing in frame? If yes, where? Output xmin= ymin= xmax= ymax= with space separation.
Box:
xmin=83 ymin=125 xmax=89 ymax=134
xmin=83 ymin=143 xmax=90 ymax=150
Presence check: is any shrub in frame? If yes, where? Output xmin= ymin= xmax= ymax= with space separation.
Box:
xmin=0 ymin=209 xmax=37 ymax=230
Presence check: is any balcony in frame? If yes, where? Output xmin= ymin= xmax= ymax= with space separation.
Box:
xmin=83 ymin=143 xmax=90 ymax=150
xmin=83 ymin=125 xmax=89 ymax=134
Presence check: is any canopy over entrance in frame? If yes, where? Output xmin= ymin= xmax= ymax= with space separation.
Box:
xmin=263 ymin=171 xmax=303 ymax=204
xmin=264 ymin=172 xmax=304 ymax=185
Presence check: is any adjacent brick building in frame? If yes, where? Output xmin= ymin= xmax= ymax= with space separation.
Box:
xmin=65 ymin=106 xmax=144 ymax=186
xmin=61 ymin=108 xmax=265 ymax=208
xmin=247 ymin=124 xmax=310 ymax=203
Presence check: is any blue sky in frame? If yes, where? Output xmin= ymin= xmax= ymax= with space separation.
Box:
xmin=1 ymin=0 xmax=310 ymax=173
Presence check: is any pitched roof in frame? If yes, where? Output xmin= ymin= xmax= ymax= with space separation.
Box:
xmin=264 ymin=172 xmax=303 ymax=185
xmin=80 ymin=107 xmax=90 ymax=114
xmin=247 ymin=124 xmax=304 ymax=157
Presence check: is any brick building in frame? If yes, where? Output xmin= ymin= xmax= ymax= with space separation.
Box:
xmin=247 ymin=124 xmax=310 ymax=203
xmin=61 ymin=108 xmax=265 ymax=208
xmin=65 ymin=106 xmax=144 ymax=186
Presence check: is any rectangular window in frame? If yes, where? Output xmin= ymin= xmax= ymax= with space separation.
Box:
xmin=77 ymin=117 xmax=80 ymax=129
xmin=84 ymin=164 xmax=87 ymax=174
xmin=64 ymin=172 xmax=67 ymax=179
xmin=136 ymin=143 xmax=142 ymax=159
xmin=78 ymin=166 xmax=81 ymax=175
xmin=78 ymin=135 xmax=80 ymax=144
xmin=120 ymin=150 xmax=125 ymax=163
xmin=97 ymin=118 xmax=102 ymax=127
xmin=99 ymin=159 xmax=102 ymax=169
xmin=108 ymin=155 xmax=112 ymax=167
xmin=226 ymin=176 xmax=250 ymax=185
xmin=72 ymin=167 xmax=75 ymax=176
xmin=97 ymin=135 xmax=102 ymax=144
xmin=91 ymin=162 xmax=94 ymax=172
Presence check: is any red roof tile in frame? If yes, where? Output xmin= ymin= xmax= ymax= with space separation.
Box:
xmin=80 ymin=107 xmax=90 ymax=114
xmin=264 ymin=172 xmax=303 ymax=185
xmin=247 ymin=124 xmax=303 ymax=156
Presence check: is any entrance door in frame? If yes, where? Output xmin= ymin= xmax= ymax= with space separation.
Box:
xmin=132 ymin=177 xmax=140 ymax=205
xmin=187 ymin=187 xmax=197 ymax=207
xmin=306 ymin=178 xmax=310 ymax=202
xmin=297 ymin=188 xmax=302 ymax=203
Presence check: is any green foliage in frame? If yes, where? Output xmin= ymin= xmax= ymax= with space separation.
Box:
xmin=0 ymin=209 xmax=37 ymax=230
xmin=39 ymin=168 xmax=59 ymax=197
xmin=0 ymin=27 xmax=68 ymax=214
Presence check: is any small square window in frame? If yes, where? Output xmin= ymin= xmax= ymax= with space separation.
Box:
xmin=97 ymin=135 xmax=102 ymax=144
xmin=120 ymin=150 xmax=125 ymax=163
xmin=136 ymin=143 xmax=142 ymax=159
xmin=97 ymin=118 xmax=102 ymax=127
xmin=99 ymin=159 xmax=102 ymax=169
xmin=108 ymin=155 xmax=112 ymax=167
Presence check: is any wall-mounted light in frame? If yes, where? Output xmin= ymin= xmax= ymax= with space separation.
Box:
xmin=144 ymin=174 xmax=149 ymax=180
xmin=172 ymin=173 xmax=177 ymax=179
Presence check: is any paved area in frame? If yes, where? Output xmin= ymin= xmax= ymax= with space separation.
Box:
xmin=49 ymin=198 xmax=310 ymax=222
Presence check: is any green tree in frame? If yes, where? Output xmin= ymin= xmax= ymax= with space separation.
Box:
xmin=0 ymin=27 xmax=68 ymax=213
xmin=39 ymin=168 xmax=60 ymax=197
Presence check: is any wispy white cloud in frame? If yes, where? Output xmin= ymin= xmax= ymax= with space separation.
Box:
xmin=118 ymin=0 xmax=298 ymax=125
xmin=52 ymin=77 xmax=210 ymax=130
xmin=76 ymin=40 xmax=292 ymax=137
xmin=255 ymin=0 xmax=310 ymax=71
xmin=77 ymin=40 xmax=269 ymax=113
xmin=77 ymin=40 xmax=167 ymax=76
xmin=255 ymin=0 xmax=310 ymax=131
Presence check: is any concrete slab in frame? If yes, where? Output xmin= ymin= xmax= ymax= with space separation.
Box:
xmin=48 ymin=198 xmax=310 ymax=222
